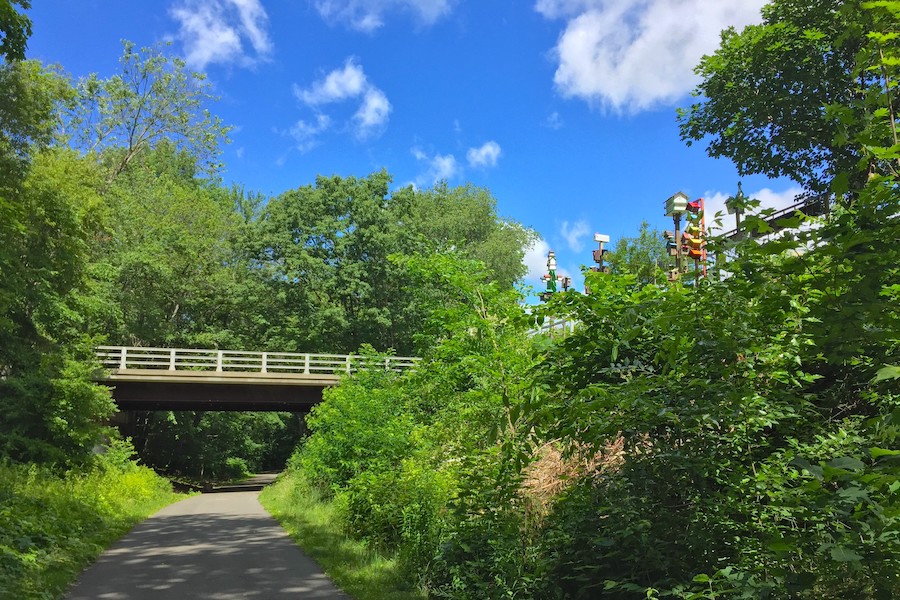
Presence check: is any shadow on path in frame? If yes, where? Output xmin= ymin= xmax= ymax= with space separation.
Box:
xmin=66 ymin=491 xmax=347 ymax=599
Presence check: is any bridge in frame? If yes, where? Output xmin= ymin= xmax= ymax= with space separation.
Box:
xmin=721 ymin=195 xmax=829 ymax=240
xmin=95 ymin=346 xmax=419 ymax=411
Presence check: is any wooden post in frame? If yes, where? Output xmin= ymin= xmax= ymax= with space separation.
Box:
xmin=169 ymin=349 xmax=176 ymax=371
xmin=120 ymin=347 xmax=127 ymax=370
xmin=673 ymin=213 xmax=683 ymax=278
xmin=304 ymin=354 xmax=310 ymax=375
xmin=216 ymin=351 xmax=223 ymax=372
xmin=346 ymin=355 xmax=352 ymax=374
xmin=261 ymin=352 xmax=268 ymax=373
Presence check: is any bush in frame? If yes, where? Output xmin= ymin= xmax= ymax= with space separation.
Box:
xmin=0 ymin=446 xmax=181 ymax=599
xmin=339 ymin=459 xmax=452 ymax=573
xmin=295 ymin=368 xmax=414 ymax=492
xmin=223 ymin=456 xmax=251 ymax=480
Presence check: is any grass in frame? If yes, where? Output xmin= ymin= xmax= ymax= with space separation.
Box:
xmin=0 ymin=460 xmax=184 ymax=599
xmin=260 ymin=471 xmax=425 ymax=600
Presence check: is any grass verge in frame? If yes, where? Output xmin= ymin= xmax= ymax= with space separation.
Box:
xmin=260 ymin=471 xmax=425 ymax=600
xmin=0 ymin=460 xmax=184 ymax=599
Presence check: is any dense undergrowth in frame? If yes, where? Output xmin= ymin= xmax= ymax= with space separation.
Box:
xmin=271 ymin=3 xmax=900 ymax=596
xmin=281 ymin=163 xmax=899 ymax=599
xmin=261 ymin=472 xmax=424 ymax=600
xmin=0 ymin=441 xmax=183 ymax=600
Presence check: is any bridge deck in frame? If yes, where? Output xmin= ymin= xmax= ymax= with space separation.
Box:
xmin=105 ymin=369 xmax=341 ymax=386
xmin=95 ymin=346 xmax=419 ymax=411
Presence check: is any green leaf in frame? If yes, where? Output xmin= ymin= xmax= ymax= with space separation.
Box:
xmin=785 ymin=572 xmax=817 ymax=593
xmin=830 ymin=546 xmax=863 ymax=562
xmin=873 ymin=365 xmax=900 ymax=383
xmin=831 ymin=172 xmax=850 ymax=196
xmin=767 ymin=541 xmax=793 ymax=553
xmin=827 ymin=456 xmax=866 ymax=471
xmin=509 ymin=404 xmax=521 ymax=425
xmin=870 ymin=447 xmax=900 ymax=459
xmin=791 ymin=457 xmax=824 ymax=480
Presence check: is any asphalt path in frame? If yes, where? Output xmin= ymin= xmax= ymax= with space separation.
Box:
xmin=65 ymin=477 xmax=347 ymax=599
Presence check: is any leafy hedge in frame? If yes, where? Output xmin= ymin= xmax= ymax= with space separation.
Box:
xmin=0 ymin=442 xmax=182 ymax=599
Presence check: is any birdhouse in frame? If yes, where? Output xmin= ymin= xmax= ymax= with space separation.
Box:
xmin=665 ymin=191 xmax=689 ymax=216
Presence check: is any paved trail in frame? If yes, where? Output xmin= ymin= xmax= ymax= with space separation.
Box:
xmin=66 ymin=481 xmax=346 ymax=599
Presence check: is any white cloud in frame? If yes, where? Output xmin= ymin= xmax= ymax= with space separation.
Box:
xmin=170 ymin=0 xmax=272 ymax=70
xmin=292 ymin=59 xmax=391 ymax=143
xmin=546 ymin=111 xmax=563 ymax=129
xmin=702 ymin=186 xmax=804 ymax=232
xmin=524 ymin=238 xmax=552 ymax=283
xmin=523 ymin=239 xmax=575 ymax=288
xmin=431 ymin=154 xmax=458 ymax=180
xmin=354 ymin=88 xmax=392 ymax=137
xmin=466 ymin=141 xmax=502 ymax=168
xmin=560 ymin=219 xmax=590 ymax=251
xmin=536 ymin=0 xmax=766 ymax=112
xmin=412 ymin=147 xmax=459 ymax=186
xmin=294 ymin=59 xmax=368 ymax=105
xmin=314 ymin=0 xmax=455 ymax=32
xmin=229 ymin=0 xmax=272 ymax=54
xmin=289 ymin=114 xmax=332 ymax=152
xmin=534 ymin=0 xmax=595 ymax=19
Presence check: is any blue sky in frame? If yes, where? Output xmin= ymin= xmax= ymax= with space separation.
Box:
xmin=25 ymin=0 xmax=800 ymax=294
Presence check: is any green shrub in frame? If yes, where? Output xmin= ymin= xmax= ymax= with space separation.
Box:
xmin=339 ymin=459 xmax=452 ymax=572
xmin=223 ymin=456 xmax=251 ymax=480
xmin=295 ymin=368 xmax=414 ymax=492
xmin=261 ymin=470 xmax=425 ymax=600
xmin=0 ymin=447 xmax=181 ymax=599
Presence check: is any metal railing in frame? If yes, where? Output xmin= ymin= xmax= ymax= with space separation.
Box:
xmin=95 ymin=346 xmax=419 ymax=375
xmin=529 ymin=318 xmax=577 ymax=336
xmin=721 ymin=196 xmax=829 ymax=240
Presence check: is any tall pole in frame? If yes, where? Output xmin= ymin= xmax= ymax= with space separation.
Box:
xmin=726 ymin=182 xmax=746 ymax=239
xmin=700 ymin=196 xmax=707 ymax=278
xmin=665 ymin=192 xmax=689 ymax=281
xmin=673 ymin=212 xmax=683 ymax=277
xmin=592 ymin=233 xmax=610 ymax=272
xmin=547 ymin=250 xmax=557 ymax=293
xmin=540 ymin=250 xmax=558 ymax=302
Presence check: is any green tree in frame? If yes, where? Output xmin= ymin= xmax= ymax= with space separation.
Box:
xmin=607 ymin=220 xmax=667 ymax=285
xmin=521 ymin=1 xmax=900 ymax=596
xmin=252 ymin=172 xmax=534 ymax=355
xmin=0 ymin=59 xmax=70 ymax=188
xmin=63 ymin=41 xmax=230 ymax=179
xmin=0 ymin=61 xmax=73 ymax=339
xmin=96 ymin=143 xmax=245 ymax=348
xmin=0 ymin=0 xmax=30 ymax=62
xmin=132 ymin=410 xmax=299 ymax=480
xmin=289 ymin=254 xmax=538 ymax=593
xmin=399 ymin=181 xmax=536 ymax=286
xmin=0 ymin=149 xmax=115 ymax=463
xmin=0 ymin=27 xmax=116 ymax=465
xmin=678 ymin=0 xmax=880 ymax=194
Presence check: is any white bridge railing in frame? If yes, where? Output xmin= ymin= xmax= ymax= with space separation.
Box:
xmin=529 ymin=318 xmax=577 ymax=336
xmin=95 ymin=346 xmax=419 ymax=375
